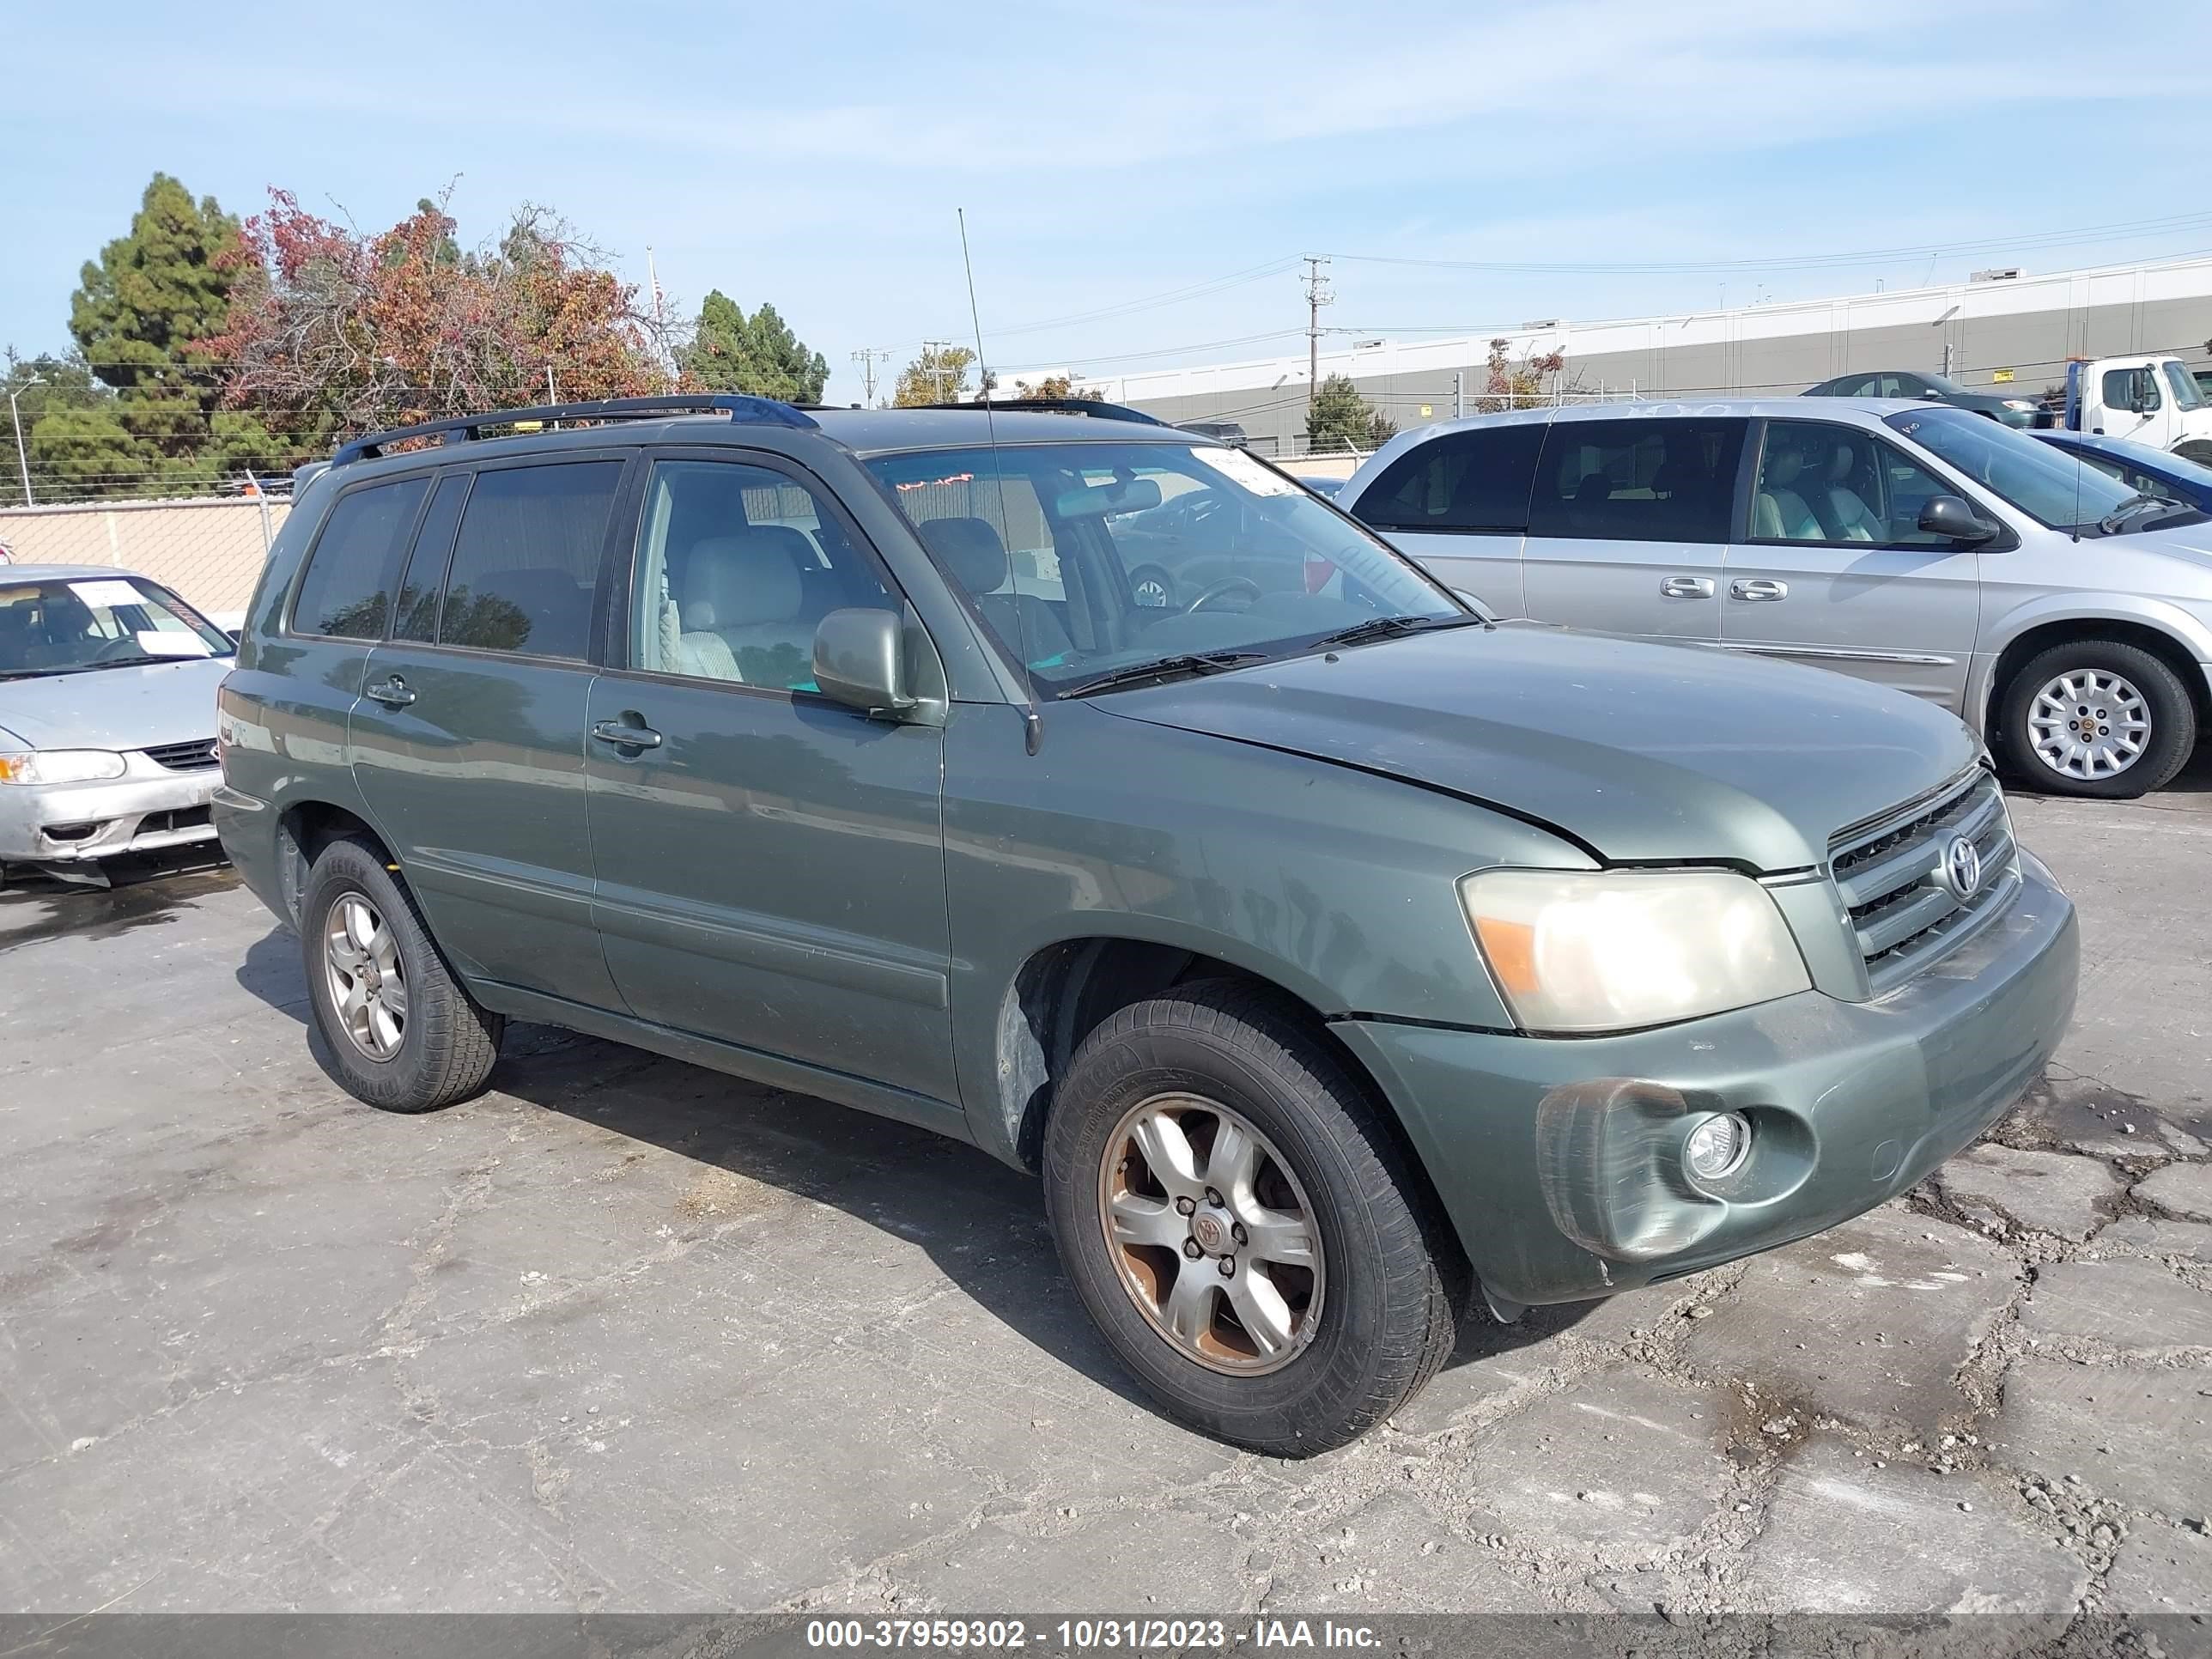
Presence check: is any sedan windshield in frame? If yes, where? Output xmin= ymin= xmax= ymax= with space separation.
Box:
xmin=0 ymin=576 xmax=234 ymax=678
xmin=866 ymin=441 xmax=1467 ymax=695
xmin=1885 ymin=406 xmax=2140 ymax=532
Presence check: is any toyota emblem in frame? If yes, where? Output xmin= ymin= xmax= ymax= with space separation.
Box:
xmin=1943 ymin=835 xmax=1983 ymax=901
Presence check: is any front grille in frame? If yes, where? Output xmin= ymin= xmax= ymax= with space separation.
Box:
xmin=142 ymin=739 xmax=218 ymax=771
xmin=1830 ymin=768 xmax=2020 ymax=995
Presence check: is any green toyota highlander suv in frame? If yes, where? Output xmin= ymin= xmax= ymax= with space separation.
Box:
xmin=215 ymin=395 xmax=2079 ymax=1455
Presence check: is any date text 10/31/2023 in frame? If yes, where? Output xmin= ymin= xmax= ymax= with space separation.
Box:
xmin=804 ymin=1619 xmax=1382 ymax=1650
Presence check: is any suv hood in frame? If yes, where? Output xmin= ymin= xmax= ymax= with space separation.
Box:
xmin=0 ymin=654 xmax=232 ymax=752
xmin=1102 ymin=624 xmax=1975 ymax=872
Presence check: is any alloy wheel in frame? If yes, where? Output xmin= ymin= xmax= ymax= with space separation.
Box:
xmin=2027 ymin=668 xmax=2150 ymax=781
xmin=1097 ymin=1092 xmax=1324 ymax=1375
xmin=324 ymin=893 xmax=408 ymax=1060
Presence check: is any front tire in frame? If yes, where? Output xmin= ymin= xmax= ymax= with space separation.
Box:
xmin=301 ymin=836 xmax=503 ymax=1112
xmin=1997 ymin=638 xmax=2195 ymax=799
xmin=1042 ymin=981 xmax=1459 ymax=1455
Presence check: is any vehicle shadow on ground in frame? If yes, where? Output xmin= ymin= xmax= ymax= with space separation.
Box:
xmin=237 ymin=924 xmax=1587 ymax=1413
xmin=0 ymin=851 xmax=235 ymax=953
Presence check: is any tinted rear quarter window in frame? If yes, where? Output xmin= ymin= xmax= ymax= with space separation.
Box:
xmin=392 ymin=473 xmax=471 ymax=642
xmin=1354 ymin=424 xmax=1544 ymax=533
xmin=439 ymin=460 xmax=623 ymax=659
xmin=1526 ymin=418 xmax=1744 ymax=543
xmin=290 ymin=477 xmax=430 ymax=639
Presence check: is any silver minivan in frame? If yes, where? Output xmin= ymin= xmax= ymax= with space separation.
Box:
xmin=1341 ymin=399 xmax=2212 ymax=798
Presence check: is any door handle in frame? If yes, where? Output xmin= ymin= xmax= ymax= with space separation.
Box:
xmin=1730 ymin=579 xmax=1790 ymax=601
xmin=592 ymin=718 xmax=663 ymax=751
xmin=365 ymin=676 xmax=416 ymax=708
xmin=1659 ymin=575 xmax=1715 ymax=599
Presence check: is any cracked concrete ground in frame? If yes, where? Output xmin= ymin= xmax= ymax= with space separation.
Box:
xmin=2 ymin=781 xmax=2209 ymax=1619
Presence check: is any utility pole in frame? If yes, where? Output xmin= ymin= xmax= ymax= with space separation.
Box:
xmin=1453 ymin=370 xmax=1464 ymax=420
xmin=545 ymin=365 xmax=558 ymax=405
xmin=850 ymin=348 xmax=890 ymax=406
xmin=1302 ymin=256 xmax=1334 ymax=407
xmin=9 ymin=374 xmax=42 ymax=507
xmin=921 ymin=341 xmax=955 ymax=401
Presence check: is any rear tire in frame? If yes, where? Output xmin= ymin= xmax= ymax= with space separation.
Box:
xmin=1997 ymin=638 xmax=2195 ymax=799
xmin=301 ymin=836 xmax=503 ymax=1113
xmin=1042 ymin=979 xmax=1459 ymax=1456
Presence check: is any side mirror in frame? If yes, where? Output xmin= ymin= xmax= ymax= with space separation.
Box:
xmin=813 ymin=608 xmax=915 ymax=717
xmin=1917 ymin=495 xmax=2000 ymax=545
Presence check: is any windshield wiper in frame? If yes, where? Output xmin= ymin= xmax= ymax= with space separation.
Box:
xmin=1310 ymin=614 xmax=1475 ymax=651
xmin=1056 ymin=651 xmax=1268 ymax=699
xmin=2096 ymin=493 xmax=2179 ymax=535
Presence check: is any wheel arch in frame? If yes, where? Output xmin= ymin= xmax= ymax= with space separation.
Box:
xmin=1972 ymin=599 xmax=2212 ymax=735
xmin=1980 ymin=613 xmax=2211 ymax=743
xmin=986 ymin=930 xmax=1437 ymax=1200
xmin=274 ymin=799 xmax=397 ymax=928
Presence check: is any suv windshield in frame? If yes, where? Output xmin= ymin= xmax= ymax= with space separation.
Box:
xmin=1885 ymin=406 xmax=2144 ymax=532
xmin=0 ymin=576 xmax=233 ymax=679
xmin=866 ymin=441 xmax=1467 ymax=694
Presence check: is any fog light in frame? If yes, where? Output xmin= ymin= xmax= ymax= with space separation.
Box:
xmin=1684 ymin=1112 xmax=1751 ymax=1182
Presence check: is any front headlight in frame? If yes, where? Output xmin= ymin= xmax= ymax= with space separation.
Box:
xmin=2002 ymin=398 xmax=2038 ymax=411
xmin=0 ymin=750 xmax=129 ymax=786
xmin=1459 ymin=868 xmax=1810 ymax=1034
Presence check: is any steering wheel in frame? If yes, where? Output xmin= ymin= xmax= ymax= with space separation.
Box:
xmin=1180 ymin=577 xmax=1261 ymax=616
xmin=89 ymin=636 xmax=145 ymax=662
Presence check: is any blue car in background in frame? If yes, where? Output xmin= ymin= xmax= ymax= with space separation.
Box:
xmin=2033 ymin=431 xmax=2212 ymax=514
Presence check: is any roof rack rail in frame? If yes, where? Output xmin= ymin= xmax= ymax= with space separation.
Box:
xmin=331 ymin=394 xmax=818 ymax=467
xmin=920 ymin=397 xmax=1171 ymax=427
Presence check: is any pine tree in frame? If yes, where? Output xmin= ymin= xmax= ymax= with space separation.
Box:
xmin=1304 ymin=374 xmax=1395 ymax=452
xmin=683 ymin=292 xmax=828 ymax=404
xmin=64 ymin=173 xmax=247 ymax=489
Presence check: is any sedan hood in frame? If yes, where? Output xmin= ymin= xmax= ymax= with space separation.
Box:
xmin=1102 ymin=624 xmax=1976 ymax=872
xmin=0 ymin=654 xmax=232 ymax=752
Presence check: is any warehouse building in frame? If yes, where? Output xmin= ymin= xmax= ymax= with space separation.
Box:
xmin=1090 ymin=256 xmax=2212 ymax=457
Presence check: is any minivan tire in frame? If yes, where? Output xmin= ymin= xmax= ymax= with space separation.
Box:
xmin=301 ymin=836 xmax=504 ymax=1113
xmin=1998 ymin=638 xmax=2197 ymax=799
xmin=1042 ymin=980 xmax=1459 ymax=1456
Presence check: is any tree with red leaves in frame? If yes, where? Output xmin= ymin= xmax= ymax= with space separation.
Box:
xmin=203 ymin=190 xmax=675 ymax=458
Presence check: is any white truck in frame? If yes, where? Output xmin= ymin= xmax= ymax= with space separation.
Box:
xmin=2057 ymin=354 xmax=2212 ymax=463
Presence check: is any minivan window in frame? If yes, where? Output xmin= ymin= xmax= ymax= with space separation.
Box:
xmin=1887 ymin=406 xmax=2137 ymax=531
xmin=630 ymin=459 xmax=895 ymax=690
xmin=291 ymin=477 xmax=429 ymax=640
xmin=1752 ymin=421 xmax=1956 ymax=544
xmin=437 ymin=461 xmax=623 ymax=659
xmin=1526 ymin=418 xmax=1743 ymax=544
xmin=1354 ymin=424 xmax=1543 ymax=534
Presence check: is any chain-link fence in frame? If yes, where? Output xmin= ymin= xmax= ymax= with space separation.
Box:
xmin=0 ymin=495 xmax=283 ymax=620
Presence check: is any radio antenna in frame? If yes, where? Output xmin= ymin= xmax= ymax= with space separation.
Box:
xmin=959 ymin=207 xmax=1043 ymax=756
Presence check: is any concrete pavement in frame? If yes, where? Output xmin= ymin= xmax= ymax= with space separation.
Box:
xmin=1 ymin=783 xmax=2207 ymax=1619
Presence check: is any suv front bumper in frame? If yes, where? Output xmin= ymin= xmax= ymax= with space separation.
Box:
xmin=1334 ymin=851 xmax=2078 ymax=1310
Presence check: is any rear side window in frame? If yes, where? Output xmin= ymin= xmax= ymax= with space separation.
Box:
xmin=290 ymin=477 xmax=430 ymax=639
xmin=1526 ymin=418 xmax=1745 ymax=544
xmin=438 ymin=461 xmax=623 ymax=659
xmin=1353 ymin=424 xmax=1543 ymax=533
xmin=392 ymin=473 xmax=471 ymax=643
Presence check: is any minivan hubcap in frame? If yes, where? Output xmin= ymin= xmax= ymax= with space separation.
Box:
xmin=2027 ymin=669 xmax=2149 ymax=781
xmin=1098 ymin=1093 xmax=1324 ymax=1375
xmin=325 ymin=894 xmax=407 ymax=1060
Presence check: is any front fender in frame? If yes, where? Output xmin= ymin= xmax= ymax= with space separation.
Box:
xmin=1968 ymin=592 xmax=2212 ymax=732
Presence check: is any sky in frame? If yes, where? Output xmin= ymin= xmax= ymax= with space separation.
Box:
xmin=7 ymin=0 xmax=2212 ymax=407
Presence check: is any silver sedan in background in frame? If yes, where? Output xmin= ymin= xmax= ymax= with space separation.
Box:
xmin=0 ymin=565 xmax=234 ymax=884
